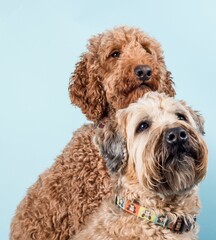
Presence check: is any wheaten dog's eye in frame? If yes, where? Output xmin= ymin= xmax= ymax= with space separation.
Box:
xmin=176 ymin=113 xmax=187 ymax=121
xmin=136 ymin=121 xmax=150 ymax=133
xmin=110 ymin=50 xmax=121 ymax=58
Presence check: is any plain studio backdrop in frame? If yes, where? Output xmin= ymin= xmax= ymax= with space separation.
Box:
xmin=1 ymin=0 xmax=216 ymax=239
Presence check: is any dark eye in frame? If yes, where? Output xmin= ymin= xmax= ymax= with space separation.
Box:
xmin=110 ymin=50 xmax=121 ymax=58
xmin=141 ymin=44 xmax=152 ymax=55
xmin=176 ymin=113 xmax=187 ymax=121
xmin=145 ymin=47 xmax=152 ymax=55
xmin=136 ymin=121 xmax=150 ymax=133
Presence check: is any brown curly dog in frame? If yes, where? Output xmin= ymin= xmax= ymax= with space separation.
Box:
xmin=10 ymin=26 xmax=175 ymax=240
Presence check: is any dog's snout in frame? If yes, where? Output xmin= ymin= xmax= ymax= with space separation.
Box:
xmin=134 ymin=65 xmax=152 ymax=81
xmin=165 ymin=127 xmax=188 ymax=144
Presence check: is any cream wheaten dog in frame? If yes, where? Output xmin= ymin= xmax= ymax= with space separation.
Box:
xmin=73 ymin=92 xmax=208 ymax=240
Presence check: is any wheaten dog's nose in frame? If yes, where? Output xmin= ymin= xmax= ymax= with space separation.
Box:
xmin=165 ymin=127 xmax=188 ymax=144
xmin=134 ymin=65 xmax=152 ymax=81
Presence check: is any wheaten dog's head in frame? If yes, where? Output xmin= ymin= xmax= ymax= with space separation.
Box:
xmin=94 ymin=92 xmax=208 ymax=196
xmin=69 ymin=26 xmax=175 ymax=122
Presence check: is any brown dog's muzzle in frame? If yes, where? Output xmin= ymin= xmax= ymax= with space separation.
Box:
xmin=134 ymin=64 xmax=152 ymax=81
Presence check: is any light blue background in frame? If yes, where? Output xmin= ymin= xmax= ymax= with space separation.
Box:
xmin=1 ymin=0 xmax=215 ymax=239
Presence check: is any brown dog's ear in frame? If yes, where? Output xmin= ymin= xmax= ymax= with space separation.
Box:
xmin=69 ymin=53 xmax=108 ymax=122
xmin=160 ymin=71 xmax=176 ymax=97
xmin=180 ymin=101 xmax=205 ymax=135
xmin=165 ymin=71 xmax=175 ymax=97
xmin=94 ymin=121 xmax=128 ymax=173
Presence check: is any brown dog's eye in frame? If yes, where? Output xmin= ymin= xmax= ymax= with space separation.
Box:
xmin=145 ymin=47 xmax=152 ymax=55
xmin=110 ymin=50 xmax=121 ymax=58
xmin=176 ymin=113 xmax=187 ymax=121
xmin=136 ymin=121 xmax=150 ymax=133
xmin=141 ymin=44 xmax=152 ymax=55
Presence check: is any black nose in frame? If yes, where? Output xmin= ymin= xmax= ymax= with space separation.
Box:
xmin=134 ymin=65 xmax=152 ymax=81
xmin=165 ymin=127 xmax=188 ymax=144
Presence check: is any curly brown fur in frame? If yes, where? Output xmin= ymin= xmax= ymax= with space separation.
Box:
xmin=10 ymin=26 xmax=175 ymax=240
xmin=69 ymin=26 xmax=175 ymax=122
xmin=10 ymin=125 xmax=111 ymax=239
xmin=72 ymin=92 xmax=208 ymax=240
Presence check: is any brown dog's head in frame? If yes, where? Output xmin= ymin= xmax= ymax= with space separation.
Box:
xmin=94 ymin=92 xmax=208 ymax=196
xmin=69 ymin=26 xmax=175 ymax=122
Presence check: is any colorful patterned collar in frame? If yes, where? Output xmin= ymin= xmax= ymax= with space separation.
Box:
xmin=115 ymin=195 xmax=196 ymax=234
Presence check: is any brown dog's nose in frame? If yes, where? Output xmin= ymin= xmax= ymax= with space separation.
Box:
xmin=165 ymin=127 xmax=188 ymax=145
xmin=134 ymin=65 xmax=152 ymax=81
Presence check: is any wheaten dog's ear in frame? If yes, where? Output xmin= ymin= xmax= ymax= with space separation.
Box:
xmin=69 ymin=53 xmax=108 ymax=122
xmin=94 ymin=121 xmax=128 ymax=173
xmin=180 ymin=101 xmax=205 ymax=135
xmin=189 ymin=109 xmax=205 ymax=135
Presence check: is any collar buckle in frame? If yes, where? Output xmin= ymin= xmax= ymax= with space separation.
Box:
xmin=172 ymin=217 xmax=194 ymax=233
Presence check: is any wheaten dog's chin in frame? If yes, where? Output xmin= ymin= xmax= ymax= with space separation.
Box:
xmin=156 ymin=156 xmax=197 ymax=196
xmin=153 ymin=145 xmax=206 ymax=196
